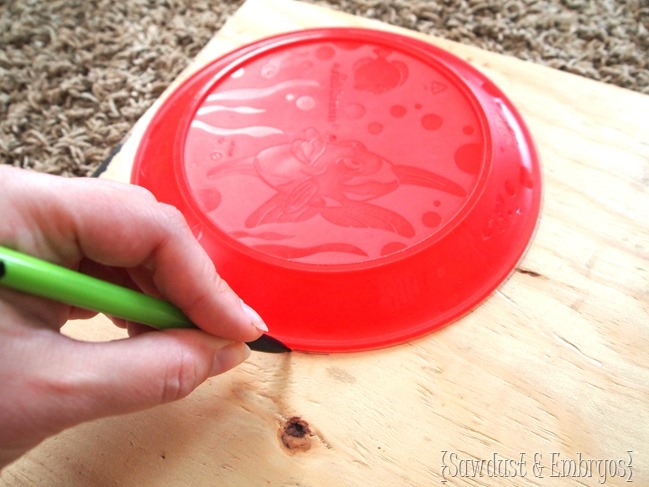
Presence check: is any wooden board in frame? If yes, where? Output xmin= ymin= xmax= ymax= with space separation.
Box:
xmin=2 ymin=0 xmax=648 ymax=485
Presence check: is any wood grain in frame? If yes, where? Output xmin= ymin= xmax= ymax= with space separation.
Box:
xmin=2 ymin=0 xmax=647 ymax=485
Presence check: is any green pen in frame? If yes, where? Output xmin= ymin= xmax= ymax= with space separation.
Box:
xmin=0 ymin=245 xmax=289 ymax=353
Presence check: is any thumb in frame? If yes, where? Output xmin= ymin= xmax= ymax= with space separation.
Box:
xmin=4 ymin=330 xmax=250 ymax=447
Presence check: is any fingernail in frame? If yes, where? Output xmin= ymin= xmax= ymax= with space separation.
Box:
xmin=211 ymin=342 xmax=251 ymax=376
xmin=240 ymin=298 xmax=268 ymax=332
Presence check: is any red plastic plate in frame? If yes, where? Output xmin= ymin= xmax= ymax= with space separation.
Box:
xmin=133 ymin=28 xmax=542 ymax=352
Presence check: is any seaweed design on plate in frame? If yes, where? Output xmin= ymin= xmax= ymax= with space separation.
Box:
xmin=208 ymin=128 xmax=466 ymax=246
xmin=230 ymin=230 xmax=292 ymax=241
xmin=250 ymin=243 xmax=368 ymax=260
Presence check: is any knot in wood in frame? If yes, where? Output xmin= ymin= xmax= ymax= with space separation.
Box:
xmin=280 ymin=417 xmax=311 ymax=453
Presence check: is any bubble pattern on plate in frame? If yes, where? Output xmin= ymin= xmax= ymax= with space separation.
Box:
xmin=183 ymin=40 xmax=486 ymax=265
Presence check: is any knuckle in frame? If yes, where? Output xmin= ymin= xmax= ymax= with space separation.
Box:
xmin=128 ymin=184 xmax=157 ymax=202
xmin=187 ymin=260 xmax=231 ymax=309
xmin=210 ymin=268 xmax=231 ymax=296
xmin=159 ymin=203 xmax=187 ymax=227
xmin=91 ymin=178 xmax=155 ymax=202
xmin=159 ymin=349 xmax=201 ymax=403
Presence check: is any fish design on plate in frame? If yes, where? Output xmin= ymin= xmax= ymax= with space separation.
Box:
xmin=207 ymin=128 xmax=466 ymax=240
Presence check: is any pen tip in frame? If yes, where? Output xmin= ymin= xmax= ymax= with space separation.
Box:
xmin=246 ymin=334 xmax=292 ymax=353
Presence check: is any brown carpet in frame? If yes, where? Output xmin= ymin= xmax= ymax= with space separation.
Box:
xmin=1 ymin=0 xmax=647 ymax=177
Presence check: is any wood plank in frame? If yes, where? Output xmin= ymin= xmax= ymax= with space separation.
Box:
xmin=2 ymin=0 xmax=647 ymax=485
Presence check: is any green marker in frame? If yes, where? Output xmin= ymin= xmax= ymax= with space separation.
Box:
xmin=0 ymin=246 xmax=289 ymax=353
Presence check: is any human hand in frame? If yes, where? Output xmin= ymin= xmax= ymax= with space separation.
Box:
xmin=0 ymin=166 xmax=266 ymax=468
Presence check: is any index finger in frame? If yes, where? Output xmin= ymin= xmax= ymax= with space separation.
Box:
xmin=2 ymin=167 xmax=267 ymax=342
